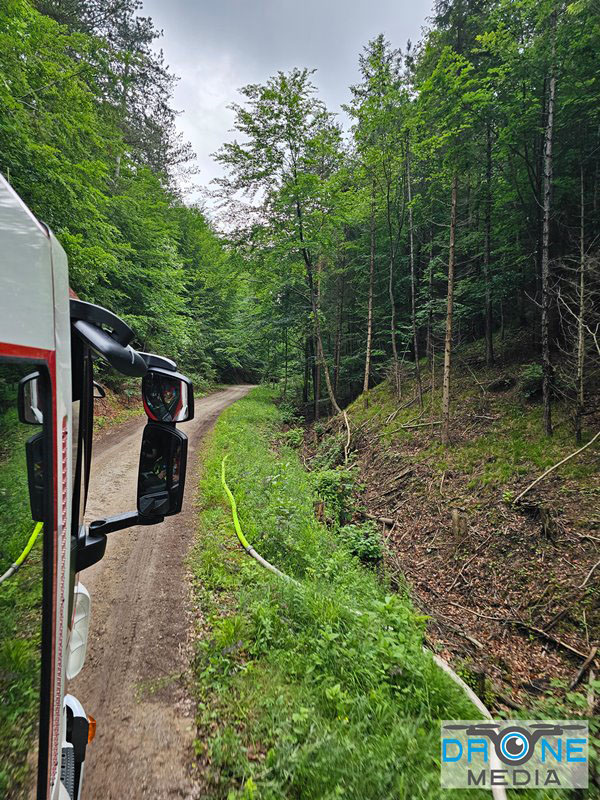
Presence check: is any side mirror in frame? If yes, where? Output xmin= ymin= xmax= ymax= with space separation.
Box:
xmin=18 ymin=371 xmax=44 ymax=424
xmin=142 ymin=368 xmax=194 ymax=423
xmin=93 ymin=381 xmax=106 ymax=399
xmin=25 ymin=431 xmax=45 ymax=520
xmin=137 ymin=423 xmax=188 ymax=519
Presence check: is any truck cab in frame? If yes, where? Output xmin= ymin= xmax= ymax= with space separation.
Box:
xmin=0 ymin=175 xmax=193 ymax=799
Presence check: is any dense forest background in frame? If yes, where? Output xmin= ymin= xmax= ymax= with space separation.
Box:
xmin=1 ymin=0 xmax=599 ymax=438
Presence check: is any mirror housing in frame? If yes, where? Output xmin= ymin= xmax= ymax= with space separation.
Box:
xmin=137 ymin=423 xmax=188 ymax=519
xmin=142 ymin=368 xmax=194 ymax=423
xmin=25 ymin=431 xmax=45 ymax=520
xmin=92 ymin=381 xmax=106 ymax=399
xmin=18 ymin=371 xmax=44 ymax=424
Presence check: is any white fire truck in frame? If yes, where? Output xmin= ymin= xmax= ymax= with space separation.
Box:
xmin=0 ymin=174 xmax=194 ymax=799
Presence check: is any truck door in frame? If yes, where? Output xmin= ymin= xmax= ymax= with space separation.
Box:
xmin=0 ymin=356 xmax=55 ymax=799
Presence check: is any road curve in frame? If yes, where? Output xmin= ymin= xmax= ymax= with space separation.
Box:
xmin=69 ymin=385 xmax=254 ymax=799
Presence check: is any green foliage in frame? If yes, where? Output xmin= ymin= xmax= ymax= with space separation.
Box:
xmin=337 ymin=522 xmax=383 ymax=565
xmin=0 ymin=0 xmax=258 ymax=385
xmin=281 ymin=427 xmax=303 ymax=448
xmin=277 ymin=400 xmax=302 ymax=426
xmin=519 ymin=363 xmax=544 ymax=402
xmin=312 ymin=431 xmax=347 ymax=470
xmin=312 ymin=467 xmax=357 ymax=526
xmin=192 ymin=387 xmax=483 ymax=799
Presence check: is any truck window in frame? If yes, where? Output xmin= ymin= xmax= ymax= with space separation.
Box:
xmin=0 ymin=361 xmax=52 ymax=799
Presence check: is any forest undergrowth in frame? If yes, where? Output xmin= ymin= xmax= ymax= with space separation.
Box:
xmin=190 ymin=385 xmax=593 ymax=799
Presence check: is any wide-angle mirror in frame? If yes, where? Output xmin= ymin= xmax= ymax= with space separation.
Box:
xmin=18 ymin=371 xmax=44 ymax=424
xmin=142 ymin=368 xmax=194 ymax=423
xmin=137 ymin=423 xmax=188 ymax=519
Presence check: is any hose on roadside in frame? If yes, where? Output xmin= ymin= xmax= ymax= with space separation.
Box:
xmin=0 ymin=522 xmax=43 ymax=586
xmin=220 ymin=456 xmax=507 ymax=800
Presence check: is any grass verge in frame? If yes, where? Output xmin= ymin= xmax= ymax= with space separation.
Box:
xmin=192 ymin=386 xmax=488 ymax=800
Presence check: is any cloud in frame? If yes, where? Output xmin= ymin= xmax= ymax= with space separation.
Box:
xmin=141 ymin=0 xmax=433 ymax=202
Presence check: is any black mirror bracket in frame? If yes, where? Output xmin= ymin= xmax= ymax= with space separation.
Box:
xmin=75 ymin=511 xmax=163 ymax=572
xmin=88 ymin=511 xmax=164 ymax=536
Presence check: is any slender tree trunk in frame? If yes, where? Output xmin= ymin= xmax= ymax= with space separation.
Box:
xmin=283 ymin=323 xmax=288 ymax=399
xmin=295 ymin=192 xmax=341 ymax=415
xmin=541 ymin=15 xmax=557 ymax=437
xmin=426 ymin=230 xmax=434 ymax=366
xmin=314 ymin=340 xmax=320 ymax=420
xmin=389 ymin=256 xmax=400 ymax=399
xmin=407 ymin=145 xmax=423 ymax=407
xmin=302 ymin=336 xmax=310 ymax=405
xmin=363 ymin=184 xmax=376 ymax=406
xmin=576 ymin=164 xmax=586 ymax=444
xmin=385 ymin=175 xmax=401 ymax=401
xmin=484 ymin=122 xmax=494 ymax=366
xmin=442 ymin=174 xmax=458 ymax=447
xmin=310 ymin=264 xmax=341 ymax=415
xmin=334 ymin=274 xmax=344 ymax=395
xmin=534 ymin=77 xmax=547 ymax=299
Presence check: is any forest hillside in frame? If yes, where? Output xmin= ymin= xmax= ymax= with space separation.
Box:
xmin=1 ymin=0 xmax=599 ymax=427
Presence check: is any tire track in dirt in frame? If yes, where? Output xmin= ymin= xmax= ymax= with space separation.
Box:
xmin=69 ymin=385 xmax=254 ymax=799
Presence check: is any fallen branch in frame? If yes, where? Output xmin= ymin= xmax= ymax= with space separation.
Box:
xmin=569 ymin=646 xmax=598 ymax=691
xmin=580 ymin=558 xmax=600 ymax=589
xmin=510 ymin=620 xmax=588 ymax=660
xmin=343 ymin=410 xmax=351 ymax=465
xmin=362 ymin=512 xmax=395 ymax=526
xmin=513 ymin=429 xmax=600 ymax=504
xmin=436 ymin=620 xmax=485 ymax=650
xmin=588 ymin=669 xmax=596 ymax=715
xmin=494 ymin=691 xmax=522 ymax=711
xmin=447 ymin=532 xmax=495 ymax=592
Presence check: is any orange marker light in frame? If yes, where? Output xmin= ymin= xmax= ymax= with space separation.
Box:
xmin=87 ymin=715 xmax=97 ymax=744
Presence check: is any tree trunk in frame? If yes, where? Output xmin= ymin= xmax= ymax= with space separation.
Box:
xmin=363 ymin=184 xmax=376 ymax=406
xmin=385 ymin=175 xmax=401 ymax=401
xmin=333 ymin=274 xmax=344 ymax=395
xmin=302 ymin=336 xmax=310 ymax=405
xmin=314 ymin=338 xmax=320 ymax=420
xmin=407 ymin=145 xmax=423 ymax=407
xmin=541 ymin=15 xmax=557 ymax=437
xmin=295 ymin=192 xmax=341 ymax=416
xmin=389 ymin=254 xmax=400 ymax=399
xmin=484 ymin=122 xmax=494 ymax=367
xmin=283 ymin=322 xmax=288 ymax=399
xmin=576 ymin=163 xmax=586 ymax=444
xmin=426 ymin=229 xmax=434 ymax=366
xmin=442 ymin=174 xmax=458 ymax=447
xmin=310 ymin=264 xmax=341 ymax=416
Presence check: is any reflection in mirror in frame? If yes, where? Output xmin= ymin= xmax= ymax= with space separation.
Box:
xmin=142 ymin=369 xmax=194 ymax=423
xmin=137 ymin=423 xmax=188 ymax=519
xmin=18 ymin=371 xmax=44 ymax=424
xmin=92 ymin=381 xmax=106 ymax=399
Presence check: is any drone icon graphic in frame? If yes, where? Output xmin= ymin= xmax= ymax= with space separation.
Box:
xmin=442 ymin=722 xmax=588 ymax=767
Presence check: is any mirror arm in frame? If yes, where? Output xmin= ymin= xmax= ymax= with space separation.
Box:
xmin=75 ymin=512 xmax=163 ymax=572
xmin=88 ymin=511 xmax=164 ymax=536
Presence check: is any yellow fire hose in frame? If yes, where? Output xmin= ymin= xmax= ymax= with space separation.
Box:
xmin=221 ymin=455 xmax=507 ymax=800
xmin=0 ymin=522 xmax=43 ymax=585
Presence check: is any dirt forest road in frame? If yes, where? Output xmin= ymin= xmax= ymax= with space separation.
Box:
xmin=70 ymin=385 xmax=253 ymax=800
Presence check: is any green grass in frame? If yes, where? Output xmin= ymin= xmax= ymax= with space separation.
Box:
xmin=0 ymin=407 xmax=43 ymax=796
xmin=191 ymin=386 xmax=489 ymax=799
xmin=348 ymin=366 xmax=599 ymax=494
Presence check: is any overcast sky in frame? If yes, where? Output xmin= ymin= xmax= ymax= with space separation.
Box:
xmin=141 ymin=0 xmax=434 ymax=200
